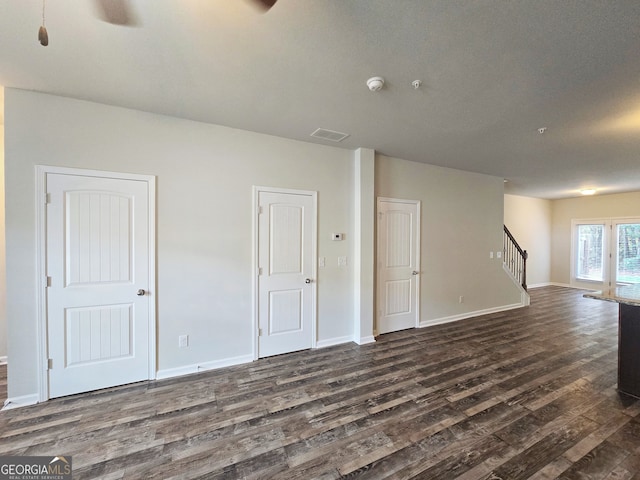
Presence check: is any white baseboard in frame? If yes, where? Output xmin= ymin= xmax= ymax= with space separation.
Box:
xmin=544 ymin=282 xmax=596 ymax=290
xmin=527 ymin=282 xmax=554 ymax=289
xmin=354 ymin=335 xmax=376 ymax=345
xmin=419 ymin=302 xmax=525 ymax=329
xmin=155 ymin=354 xmax=254 ymax=380
xmin=2 ymin=394 xmax=39 ymax=411
xmin=0 ymin=356 xmax=7 ymax=365
xmin=315 ymin=336 xmax=353 ymax=349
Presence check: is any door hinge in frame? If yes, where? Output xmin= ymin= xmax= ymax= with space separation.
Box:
xmin=258 ymin=328 xmax=263 ymax=337
xmin=258 ymin=267 xmax=263 ymax=275
xmin=47 ymin=358 xmax=53 ymax=370
xmin=258 ymin=206 xmax=263 ymax=214
xmin=45 ymin=276 xmax=52 ymax=288
xmin=45 ymin=193 xmax=51 ymax=204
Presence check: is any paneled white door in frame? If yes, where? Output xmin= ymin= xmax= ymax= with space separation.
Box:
xmin=377 ymin=198 xmax=420 ymax=334
xmin=257 ymin=189 xmax=316 ymax=357
xmin=46 ymin=173 xmax=152 ymax=398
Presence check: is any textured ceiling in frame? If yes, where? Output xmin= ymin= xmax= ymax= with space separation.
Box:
xmin=0 ymin=1 xmax=639 ymax=198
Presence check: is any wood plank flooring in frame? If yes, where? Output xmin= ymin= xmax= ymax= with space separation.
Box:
xmin=0 ymin=363 xmax=6 ymax=406
xmin=2 ymin=286 xmax=640 ymax=479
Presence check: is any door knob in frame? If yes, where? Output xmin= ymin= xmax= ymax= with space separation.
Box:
xmin=137 ymin=289 xmax=146 ymax=296
xmin=412 ymin=271 xmax=419 ymax=275
xmin=305 ymin=278 xmax=312 ymax=284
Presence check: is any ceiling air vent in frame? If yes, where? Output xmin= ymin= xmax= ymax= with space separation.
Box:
xmin=310 ymin=128 xmax=350 ymax=143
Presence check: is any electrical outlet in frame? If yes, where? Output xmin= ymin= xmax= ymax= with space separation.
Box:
xmin=338 ymin=256 xmax=347 ymax=267
xmin=490 ymin=251 xmax=494 ymax=259
xmin=497 ymin=251 xmax=502 ymax=259
xmin=179 ymin=335 xmax=189 ymax=348
xmin=319 ymin=256 xmax=326 ymax=268
xmin=459 ymin=296 xmax=464 ymax=304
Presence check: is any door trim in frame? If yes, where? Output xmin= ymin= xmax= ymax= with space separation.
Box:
xmin=570 ymin=216 xmax=640 ymax=289
xmin=252 ymin=186 xmax=317 ymax=360
xmin=35 ymin=165 xmax=157 ymax=402
xmin=376 ymin=197 xmax=421 ymax=334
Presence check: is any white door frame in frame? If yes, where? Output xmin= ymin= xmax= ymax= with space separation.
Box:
xmin=35 ymin=165 xmax=157 ymax=402
xmin=376 ymin=197 xmax=421 ymax=334
xmin=570 ymin=216 xmax=640 ymax=289
xmin=252 ymin=186 xmax=318 ymax=360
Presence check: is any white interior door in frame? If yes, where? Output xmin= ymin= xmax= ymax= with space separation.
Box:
xmin=46 ymin=172 xmax=153 ymax=398
xmin=377 ymin=198 xmax=420 ymax=334
xmin=257 ymin=189 xmax=316 ymax=358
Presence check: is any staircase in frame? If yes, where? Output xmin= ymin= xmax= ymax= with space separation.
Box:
xmin=503 ymin=225 xmax=528 ymax=291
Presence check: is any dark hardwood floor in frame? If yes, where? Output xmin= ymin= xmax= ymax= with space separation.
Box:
xmin=0 ymin=363 xmax=6 ymax=406
xmin=2 ymin=286 xmax=640 ymax=479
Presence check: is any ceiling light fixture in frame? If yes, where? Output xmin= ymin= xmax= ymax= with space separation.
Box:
xmin=580 ymin=189 xmax=596 ymax=196
xmin=412 ymin=80 xmax=422 ymax=89
xmin=366 ymin=77 xmax=385 ymax=92
xmin=537 ymin=127 xmax=547 ymax=134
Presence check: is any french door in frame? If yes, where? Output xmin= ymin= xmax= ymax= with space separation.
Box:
xmin=573 ymin=218 xmax=640 ymax=288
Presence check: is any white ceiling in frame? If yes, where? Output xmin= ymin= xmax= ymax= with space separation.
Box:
xmin=1 ymin=0 xmax=639 ymax=198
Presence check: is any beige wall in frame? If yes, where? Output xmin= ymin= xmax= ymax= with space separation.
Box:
xmin=504 ymin=194 xmax=552 ymax=287
xmin=5 ymin=89 xmax=356 ymax=398
xmin=551 ymin=191 xmax=640 ymax=286
xmin=0 ymin=121 xmax=5 ymax=359
xmin=377 ymin=155 xmax=522 ymax=323
xmin=5 ymin=88 xmax=524 ymax=401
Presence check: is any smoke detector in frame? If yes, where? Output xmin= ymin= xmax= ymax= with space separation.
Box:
xmin=366 ymin=76 xmax=385 ymax=92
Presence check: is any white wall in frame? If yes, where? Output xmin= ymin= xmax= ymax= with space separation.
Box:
xmin=0 ymin=121 xmax=6 ymax=360
xmin=376 ymin=155 xmax=522 ymax=323
xmin=551 ymin=191 xmax=640 ymax=286
xmin=504 ymin=194 xmax=552 ymax=287
xmin=4 ymin=88 xmax=526 ymax=400
xmin=4 ymin=89 xmax=355 ymax=398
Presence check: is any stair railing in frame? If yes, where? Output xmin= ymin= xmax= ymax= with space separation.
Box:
xmin=503 ymin=225 xmax=528 ymax=291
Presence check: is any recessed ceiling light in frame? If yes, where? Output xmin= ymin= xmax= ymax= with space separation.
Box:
xmin=537 ymin=127 xmax=547 ymax=134
xmin=580 ymin=189 xmax=596 ymax=196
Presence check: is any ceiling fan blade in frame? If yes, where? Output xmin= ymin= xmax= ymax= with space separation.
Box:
xmin=253 ymin=0 xmax=278 ymax=11
xmin=93 ymin=0 xmax=137 ymax=26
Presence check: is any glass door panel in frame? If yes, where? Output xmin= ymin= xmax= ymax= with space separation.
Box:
xmin=576 ymin=224 xmax=605 ymax=282
xmin=615 ymin=222 xmax=640 ymax=284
